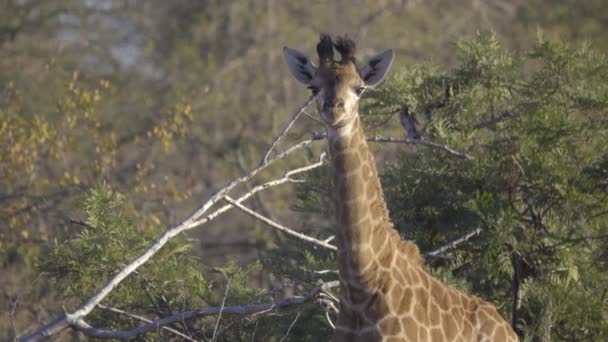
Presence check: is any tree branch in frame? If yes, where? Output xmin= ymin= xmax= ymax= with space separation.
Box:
xmin=424 ymin=228 xmax=483 ymax=258
xmin=311 ymin=133 xmax=473 ymax=159
xmin=19 ymin=98 xmax=324 ymax=342
xmin=224 ymin=191 xmax=337 ymax=251
xmin=263 ymin=95 xmax=315 ymax=163
xmin=211 ymin=273 xmax=233 ymax=342
xmin=69 ymin=281 xmax=340 ymax=340
xmin=97 ymin=304 xmax=199 ymax=342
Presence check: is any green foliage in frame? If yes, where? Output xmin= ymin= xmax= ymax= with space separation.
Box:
xmin=371 ymin=34 xmax=608 ymax=339
xmin=39 ymin=185 xmax=208 ymax=334
xmin=5 ymin=1 xmax=608 ymax=340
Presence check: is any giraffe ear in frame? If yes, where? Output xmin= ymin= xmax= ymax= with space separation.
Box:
xmin=283 ymin=47 xmax=317 ymax=85
xmin=360 ymin=49 xmax=394 ymax=86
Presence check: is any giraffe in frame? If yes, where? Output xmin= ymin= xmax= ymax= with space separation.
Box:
xmin=283 ymin=35 xmax=518 ymax=342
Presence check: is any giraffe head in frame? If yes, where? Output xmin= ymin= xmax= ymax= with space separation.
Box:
xmin=283 ymin=35 xmax=394 ymax=128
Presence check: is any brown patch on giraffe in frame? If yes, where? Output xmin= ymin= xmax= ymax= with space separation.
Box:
xmin=349 ymin=131 xmax=361 ymax=149
xmin=397 ymin=287 xmax=414 ymax=314
xmin=360 ymin=163 xmax=372 ymax=178
xmin=378 ymin=316 xmax=401 ymax=335
xmin=430 ymin=327 xmax=444 ymax=341
xmin=365 ymin=178 xmax=379 ymax=199
xmin=374 ymin=236 xmax=394 ymax=270
xmin=398 ymin=240 xmax=423 ymax=267
xmin=370 ymin=201 xmax=387 ymax=219
xmin=442 ymin=312 xmax=459 ymax=339
xmin=413 ymin=287 xmax=430 ymax=323
xmin=409 ymin=267 xmax=421 ymax=285
xmin=417 ymin=268 xmax=431 ymax=289
xmin=430 ymin=279 xmax=448 ymax=310
xmin=418 ymin=325 xmax=430 ymax=341
xmin=385 ymin=338 xmax=402 ymax=342
xmin=370 ymin=226 xmax=388 ymax=250
xmin=392 ymin=266 xmax=407 ymax=285
xmin=388 ymin=284 xmax=402 ymax=312
xmin=495 ymin=324 xmax=508 ymax=341
xmin=462 ymin=320 xmax=474 ymax=339
xmin=430 ymin=302 xmax=441 ymax=327
xmin=404 ymin=319 xmax=418 ymax=341
xmin=450 ymin=305 xmax=465 ymax=320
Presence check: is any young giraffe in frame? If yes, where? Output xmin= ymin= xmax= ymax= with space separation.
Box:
xmin=284 ymin=35 xmax=518 ymax=342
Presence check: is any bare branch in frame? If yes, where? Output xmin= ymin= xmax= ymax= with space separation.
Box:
xmin=311 ymin=269 xmax=339 ymax=276
xmin=97 ymin=304 xmax=199 ymax=342
xmin=224 ymin=193 xmax=337 ymax=252
xmin=424 ymin=228 xmax=483 ymax=258
xmin=263 ymin=96 xmax=315 ymax=163
xmin=311 ymin=133 xmax=473 ymax=160
xmin=19 ymin=98 xmax=324 ymax=342
xmin=279 ymin=312 xmax=301 ymax=342
xmin=187 ymin=152 xmax=326 ymax=231
xmin=69 ymin=281 xmax=340 ymax=340
xmin=211 ymin=273 xmax=233 ymax=342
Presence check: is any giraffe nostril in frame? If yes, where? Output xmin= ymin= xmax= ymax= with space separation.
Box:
xmin=324 ymin=99 xmax=344 ymax=110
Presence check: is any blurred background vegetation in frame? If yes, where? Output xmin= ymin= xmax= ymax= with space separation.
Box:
xmin=2 ymin=0 xmax=608 ymax=340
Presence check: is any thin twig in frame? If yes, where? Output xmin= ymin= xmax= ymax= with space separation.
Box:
xmin=224 ymin=195 xmax=337 ymax=251
xmin=211 ymin=273 xmax=233 ymax=342
xmin=188 ymin=152 xmax=326 ymax=229
xmin=311 ymin=133 xmax=473 ymax=159
xmin=97 ymin=304 xmax=199 ymax=342
xmin=424 ymin=228 xmax=483 ymax=257
xmin=68 ymin=281 xmax=340 ymax=340
xmin=263 ymin=95 xmax=314 ymax=163
xmin=10 ymin=296 xmax=20 ymax=340
xmin=279 ymin=312 xmax=301 ymax=342
xmin=311 ymin=269 xmax=339 ymax=276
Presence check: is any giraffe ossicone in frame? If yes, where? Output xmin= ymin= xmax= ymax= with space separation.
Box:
xmin=284 ymin=34 xmax=518 ymax=342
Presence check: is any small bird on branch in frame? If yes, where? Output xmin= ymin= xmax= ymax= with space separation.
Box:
xmin=399 ymin=106 xmax=421 ymax=140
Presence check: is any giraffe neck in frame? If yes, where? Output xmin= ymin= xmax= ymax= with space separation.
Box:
xmin=328 ymin=115 xmax=400 ymax=285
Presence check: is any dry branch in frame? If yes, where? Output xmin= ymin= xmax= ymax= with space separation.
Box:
xmin=311 ymin=133 xmax=473 ymax=159
xmin=69 ymin=281 xmax=340 ymax=340
xmin=424 ymin=228 xmax=483 ymax=258
xmin=97 ymin=304 xmax=199 ymax=342
xmin=224 ymin=191 xmax=337 ymax=251
xmin=19 ymin=98 xmax=323 ymax=341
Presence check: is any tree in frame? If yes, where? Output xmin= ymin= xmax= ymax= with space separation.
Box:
xmin=4 ymin=1 xmax=608 ymax=340
xmin=368 ymin=33 xmax=608 ymax=340
xmin=18 ymin=34 xmax=608 ymax=341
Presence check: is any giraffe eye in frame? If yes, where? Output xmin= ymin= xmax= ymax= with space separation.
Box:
xmin=307 ymin=86 xmax=320 ymax=95
xmin=355 ymin=86 xmax=366 ymax=96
